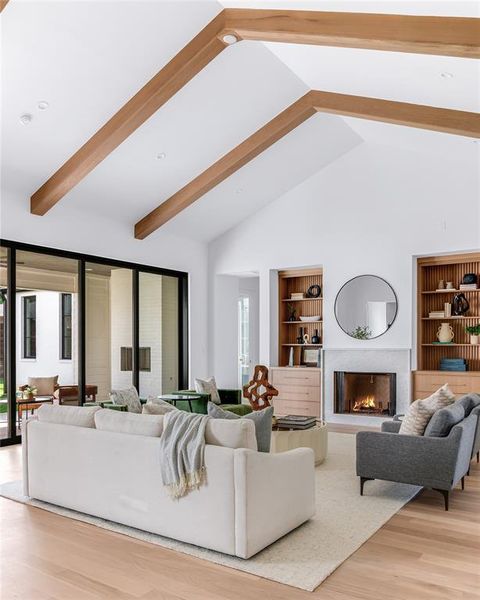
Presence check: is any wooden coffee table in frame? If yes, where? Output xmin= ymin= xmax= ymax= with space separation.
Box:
xmin=271 ymin=422 xmax=328 ymax=465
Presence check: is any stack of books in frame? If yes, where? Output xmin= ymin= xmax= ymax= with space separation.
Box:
xmin=440 ymin=358 xmax=468 ymax=372
xmin=275 ymin=415 xmax=316 ymax=430
xmin=429 ymin=310 xmax=445 ymax=318
xmin=290 ymin=292 xmax=304 ymax=300
xmin=459 ymin=283 xmax=478 ymax=291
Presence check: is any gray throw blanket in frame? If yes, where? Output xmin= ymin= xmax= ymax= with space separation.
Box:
xmin=159 ymin=410 xmax=210 ymax=499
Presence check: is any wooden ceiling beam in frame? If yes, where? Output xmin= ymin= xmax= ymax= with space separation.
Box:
xmin=135 ymin=91 xmax=480 ymax=239
xmin=30 ymin=12 xmax=227 ymax=216
xmin=30 ymin=9 xmax=480 ymax=215
xmin=134 ymin=93 xmax=316 ymax=239
xmin=0 ymin=1 xmax=10 ymax=12
xmin=225 ymin=9 xmax=480 ymax=58
xmin=307 ymin=91 xmax=480 ymax=138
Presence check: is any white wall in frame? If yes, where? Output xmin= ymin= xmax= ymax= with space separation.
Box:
xmin=1 ymin=196 xmax=209 ymax=386
xmin=86 ymin=274 xmax=111 ymax=402
xmin=208 ymin=141 xmax=480 ymax=409
xmin=16 ymin=291 xmax=77 ymax=386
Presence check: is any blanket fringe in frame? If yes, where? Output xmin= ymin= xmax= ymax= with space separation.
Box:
xmin=165 ymin=467 xmax=206 ymax=499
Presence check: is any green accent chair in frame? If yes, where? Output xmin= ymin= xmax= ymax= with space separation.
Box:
xmin=173 ymin=389 xmax=252 ymax=416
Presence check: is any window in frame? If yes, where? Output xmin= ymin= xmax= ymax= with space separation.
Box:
xmin=22 ymin=296 xmax=36 ymax=359
xmin=120 ymin=346 xmax=151 ymax=372
xmin=61 ymin=293 xmax=72 ymax=360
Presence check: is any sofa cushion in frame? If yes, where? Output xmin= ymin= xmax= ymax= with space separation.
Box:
xmin=95 ymin=409 xmax=164 ymax=437
xmin=110 ymin=387 xmax=142 ymax=413
xmin=205 ymin=418 xmax=257 ymax=451
xmin=142 ymin=399 xmax=177 ymax=415
xmin=399 ymin=384 xmax=455 ymax=436
xmin=424 ymin=403 xmax=465 ymax=437
xmin=28 ymin=375 xmax=58 ymax=396
xmin=208 ymin=402 xmax=273 ymax=452
xmin=455 ymin=393 xmax=480 ymax=416
xmin=194 ymin=376 xmax=221 ymax=404
xmin=36 ymin=404 xmax=100 ymax=428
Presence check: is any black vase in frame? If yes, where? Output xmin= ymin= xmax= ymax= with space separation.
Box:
xmin=296 ymin=327 xmax=304 ymax=344
xmin=311 ymin=329 xmax=320 ymax=344
xmin=452 ymin=293 xmax=470 ymax=316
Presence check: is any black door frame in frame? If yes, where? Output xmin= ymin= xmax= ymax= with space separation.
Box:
xmin=0 ymin=239 xmax=189 ymax=446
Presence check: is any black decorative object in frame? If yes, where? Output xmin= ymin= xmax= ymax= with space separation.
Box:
xmin=296 ymin=327 xmax=304 ymax=344
xmin=311 ymin=329 xmax=320 ymax=344
xmin=287 ymin=302 xmax=297 ymax=322
xmin=306 ymin=284 xmax=321 ymax=298
xmin=462 ymin=273 xmax=478 ymax=285
xmin=452 ymin=293 xmax=470 ymax=316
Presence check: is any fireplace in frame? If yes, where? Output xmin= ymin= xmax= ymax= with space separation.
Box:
xmin=334 ymin=371 xmax=396 ymax=416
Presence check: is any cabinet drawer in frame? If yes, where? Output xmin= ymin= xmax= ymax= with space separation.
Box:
xmin=272 ymin=369 xmax=321 ymax=387
xmin=273 ymin=399 xmax=320 ymax=417
xmin=276 ymin=385 xmax=320 ymax=403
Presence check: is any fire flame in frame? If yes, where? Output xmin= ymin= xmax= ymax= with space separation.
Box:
xmin=353 ymin=395 xmax=377 ymax=411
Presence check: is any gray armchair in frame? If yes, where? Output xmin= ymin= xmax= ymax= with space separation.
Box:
xmin=356 ymin=407 xmax=478 ymax=510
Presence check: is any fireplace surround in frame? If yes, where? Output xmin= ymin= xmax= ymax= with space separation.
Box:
xmin=334 ymin=371 xmax=396 ymax=417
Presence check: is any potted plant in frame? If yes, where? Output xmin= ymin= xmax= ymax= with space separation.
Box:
xmin=22 ymin=385 xmax=37 ymax=401
xmin=465 ymin=324 xmax=480 ymax=345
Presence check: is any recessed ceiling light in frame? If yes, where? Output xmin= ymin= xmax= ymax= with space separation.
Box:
xmin=440 ymin=72 xmax=454 ymax=79
xmin=37 ymin=100 xmax=49 ymax=110
xmin=156 ymin=152 xmax=166 ymax=160
xmin=19 ymin=113 xmax=32 ymax=125
xmin=222 ymin=33 xmax=239 ymax=45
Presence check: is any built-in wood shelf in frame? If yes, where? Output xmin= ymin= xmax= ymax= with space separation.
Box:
xmin=422 ymin=343 xmax=479 ymax=347
xmin=422 ymin=316 xmax=480 ymax=320
xmin=416 ymin=251 xmax=480 ymax=379
xmin=281 ymin=343 xmax=322 ymax=347
xmin=421 ymin=289 xmax=480 ymax=295
xmin=281 ymin=297 xmax=323 ymax=302
xmin=278 ymin=268 xmax=323 ymax=367
xmin=281 ymin=320 xmax=323 ymax=324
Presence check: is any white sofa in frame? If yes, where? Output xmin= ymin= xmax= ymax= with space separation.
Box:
xmin=23 ymin=407 xmax=315 ymax=559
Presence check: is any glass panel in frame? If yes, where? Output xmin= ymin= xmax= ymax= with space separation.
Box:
xmin=0 ymin=247 xmax=8 ymax=440
xmin=86 ymin=264 xmax=133 ymax=403
xmin=16 ymin=251 xmax=79 ymax=433
xmin=238 ymin=296 xmax=250 ymax=388
xmin=138 ymin=272 xmax=179 ymax=399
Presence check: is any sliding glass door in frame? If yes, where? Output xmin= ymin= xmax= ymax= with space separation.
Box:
xmin=0 ymin=240 xmax=188 ymax=446
xmin=138 ymin=272 xmax=179 ymax=398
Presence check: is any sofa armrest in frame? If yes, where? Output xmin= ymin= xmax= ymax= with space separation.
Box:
xmin=219 ymin=389 xmax=241 ymax=404
xmin=356 ymin=429 xmax=462 ymax=489
xmin=381 ymin=420 xmax=402 ymax=433
xmin=233 ymin=447 xmax=315 ymax=558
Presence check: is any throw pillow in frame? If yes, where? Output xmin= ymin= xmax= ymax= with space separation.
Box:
xmin=95 ymin=409 xmax=164 ymax=437
xmin=195 ymin=376 xmax=221 ymax=405
xmin=455 ymin=393 xmax=480 ymax=417
xmin=110 ymin=386 xmax=142 ymax=413
xmin=399 ymin=384 xmax=455 ymax=436
xmin=37 ymin=404 xmax=100 ymax=428
xmin=143 ymin=399 xmax=177 ymax=415
xmin=424 ymin=403 xmax=465 ymax=437
xmin=207 ymin=401 xmax=273 ymax=452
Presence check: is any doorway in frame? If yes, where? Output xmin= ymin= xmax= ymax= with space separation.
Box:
xmin=237 ymin=277 xmax=259 ymax=389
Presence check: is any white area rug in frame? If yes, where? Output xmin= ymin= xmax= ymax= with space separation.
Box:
xmin=0 ymin=433 xmax=419 ymax=592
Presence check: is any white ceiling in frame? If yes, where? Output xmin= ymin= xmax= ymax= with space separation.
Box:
xmin=1 ymin=0 xmax=479 ymax=243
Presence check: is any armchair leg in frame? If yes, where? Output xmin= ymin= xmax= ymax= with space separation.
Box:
xmin=433 ymin=488 xmax=450 ymax=511
xmin=461 ymin=476 xmax=465 ymax=491
xmin=360 ymin=477 xmax=374 ymax=496
xmin=477 ymin=451 xmax=479 ymax=463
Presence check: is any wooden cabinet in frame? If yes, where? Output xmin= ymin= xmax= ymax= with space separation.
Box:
xmin=271 ymin=367 xmax=321 ymax=417
xmin=412 ymin=371 xmax=480 ymax=400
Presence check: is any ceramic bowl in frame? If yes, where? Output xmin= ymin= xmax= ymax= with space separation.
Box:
xmin=299 ymin=316 xmax=321 ymax=322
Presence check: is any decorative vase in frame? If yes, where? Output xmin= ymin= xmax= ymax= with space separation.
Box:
xmin=452 ymin=293 xmax=470 ymax=316
xmin=470 ymin=335 xmax=479 ymax=346
xmin=288 ymin=310 xmax=297 ymax=322
xmin=288 ymin=346 xmax=294 ymax=366
xmin=296 ymin=327 xmax=304 ymax=344
xmin=311 ymin=329 xmax=320 ymax=344
xmin=437 ymin=322 xmax=454 ymax=343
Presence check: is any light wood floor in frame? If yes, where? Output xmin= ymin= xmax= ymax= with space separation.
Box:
xmin=1 ymin=426 xmax=479 ymax=600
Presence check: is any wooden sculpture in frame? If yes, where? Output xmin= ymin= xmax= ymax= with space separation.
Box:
xmin=243 ymin=365 xmax=278 ymax=411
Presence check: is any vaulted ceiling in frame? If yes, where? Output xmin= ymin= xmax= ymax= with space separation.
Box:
xmin=1 ymin=1 xmax=479 ymax=243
